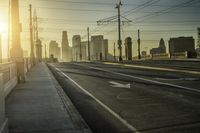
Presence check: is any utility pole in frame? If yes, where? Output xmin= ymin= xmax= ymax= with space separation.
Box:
xmin=116 ymin=0 xmax=123 ymax=61
xmin=7 ymin=0 xmax=10 ymax=59
xmin=29 ymin=4 xmax=35 ymax=65
xmin=137 ymin=30 xmax=141 ymax=59
xmin=97 ymin=0 xmax=131 ymax=61
xmin=34 ymin=10 xmax=38 ymax=41
xmin=45 ymin=44 xmax=47 ymax=61
xmin=33 ymin=9 xmax=42 ymax=62
xmin=80 ymin=43 xmax=82 ymax=61
xmin=114 ymin=42 xmax=116 ymax=61
xmin=87 ymin=27 xmax=90 ymax=61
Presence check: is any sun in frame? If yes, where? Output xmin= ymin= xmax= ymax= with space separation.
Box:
xmin=0 ymin=22 xmax=7 ymax=34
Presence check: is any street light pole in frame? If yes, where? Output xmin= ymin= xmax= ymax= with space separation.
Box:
xmin=87 ymin=27 xmax=90 ymax=61
xmin=138 ymin=30 xmax=141 ymax=59
xmin=114 ymin=42 xmax=116 ymax=61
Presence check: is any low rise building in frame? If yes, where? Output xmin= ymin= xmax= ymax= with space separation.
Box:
xmin=168 ymin=37 xmax=195 ymax=53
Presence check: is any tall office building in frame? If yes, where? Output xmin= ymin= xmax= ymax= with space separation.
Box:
xmin=125 ymin=37 xmax=132 ymax=60
xmin=61 ymin=31 xmax=70 ymax=61
xmin=72 ymin=35 xmax=81 ymax=61
xmin=90 ymin=35 xmax=109 ymax=61
xmin=49 ymin=41 xmax=60 ymax=59
xmin=80 ymin=41 xmax=88 ymax=60
xmin=91 ymin=35 xmax=104 ymax=60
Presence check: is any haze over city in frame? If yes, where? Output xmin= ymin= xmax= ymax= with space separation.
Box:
xmin=0 ymin=0 xmax=200 ymax=58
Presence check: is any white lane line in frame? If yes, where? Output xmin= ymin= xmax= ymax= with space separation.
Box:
xmin=55 ymin=67 xmax=140 ymax=133
xmin=104 ymin=62 xmax=200 ymax=75
xmin=73 ymin=63 xmax=200 ymax=94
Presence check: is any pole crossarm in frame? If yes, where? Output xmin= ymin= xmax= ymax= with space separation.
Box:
xmin=97 ymin=15 xmax=132 ymax=26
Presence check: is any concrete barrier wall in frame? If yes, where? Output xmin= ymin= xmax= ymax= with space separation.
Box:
xmin=0 ymin=62 xmax=18 ymax=97
xmin=137 ymin=52 xmax=188 ymax=60
xmin=0 ymin=62 xmax=18 ymax=133
xmin=0 ymin=73 xmax=8 ymax=133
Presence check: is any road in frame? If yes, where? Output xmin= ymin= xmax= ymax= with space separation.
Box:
xmin=49 ymin=62 xmax=200 ymax=133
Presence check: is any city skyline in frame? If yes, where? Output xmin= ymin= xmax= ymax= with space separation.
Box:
xmin=0 ymin=0 xmax=200 ymax=58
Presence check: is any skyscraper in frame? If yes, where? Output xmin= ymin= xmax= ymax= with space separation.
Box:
xmin=91 ymin=35 xmax=104 ymax=60
xmin=61 ymin=31 xmax=70 ymax=61
xmin=90 ymin=35 xmax=108 ymax=61
xmin=49 ymin=41 xmax=60 ymax=59
xmin=125 ymin=37 xmax=132 ymax=60
xmin=72 ymin=35 xmax=81 ymax=61
xmin=80 ymin=41 xmax=88 ymax=60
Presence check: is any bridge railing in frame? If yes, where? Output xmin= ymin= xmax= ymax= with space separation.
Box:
xmin=0 ymin=61 xmax=17 ymax=133
xmin=0 ymin=62 xmax=18 ymax=97
xmin=0 ymin=73 xmax=8 ymax=133
xmin=0 ymin=58 xmax=32 ymax=133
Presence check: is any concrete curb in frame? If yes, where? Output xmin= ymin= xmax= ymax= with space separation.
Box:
xmin=46 ymin=64 xmax=92 ymax=133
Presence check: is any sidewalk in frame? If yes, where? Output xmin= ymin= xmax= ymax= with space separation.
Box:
xmin=5 ymin=63 xmax=91 ymax=133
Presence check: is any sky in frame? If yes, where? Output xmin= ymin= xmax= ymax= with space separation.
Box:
xmin=0 ymin=0 xmax=200 ymax=58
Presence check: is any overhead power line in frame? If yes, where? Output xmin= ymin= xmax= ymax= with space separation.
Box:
xmin=131 ymin=0 xmax=198 ymax=23
xmin=27 ymin=0 xmax=200 ymax=7
xmin=122 ymin=0 xmax=160 ymax=16
xmin=35 ymin=6 xmax=115 ymax=12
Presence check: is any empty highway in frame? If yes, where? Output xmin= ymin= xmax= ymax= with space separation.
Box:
xmin=49 ymin=62 xmax=200 ymax=133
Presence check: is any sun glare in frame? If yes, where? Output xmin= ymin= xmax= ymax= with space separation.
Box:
xmin=0 ymin=22 xmax=7 ymax=34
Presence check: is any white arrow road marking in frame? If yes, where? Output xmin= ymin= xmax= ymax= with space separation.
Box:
xmin=109 ymin=81 xmax=131 ymax=88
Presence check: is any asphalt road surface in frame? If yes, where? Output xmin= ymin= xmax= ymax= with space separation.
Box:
xmin=49 ymin=62 xmax=200 ymax=133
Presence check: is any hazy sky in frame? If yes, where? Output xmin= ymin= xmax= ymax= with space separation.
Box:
xmin=0 ymin=0 xmax=200 ymax=58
